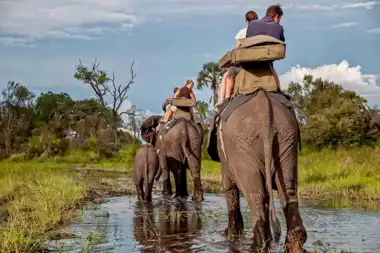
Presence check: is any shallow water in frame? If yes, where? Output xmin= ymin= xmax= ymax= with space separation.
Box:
xmin=46 ymin=194 xmax=380 ymax=253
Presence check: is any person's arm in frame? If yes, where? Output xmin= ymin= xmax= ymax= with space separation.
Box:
xmin=190 ymin=91 xmax=196 ymax=100
xmin=162 ymin=98 xmax=171 ymax=112
xmin=279 ymin=26 xmax=285 ymax=42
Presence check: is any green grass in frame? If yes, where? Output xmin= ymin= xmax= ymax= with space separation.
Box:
xmin=0 ymin=162 xmax=84 ymax=252
xmin=199 ymin=146 xmax=380 ymax=202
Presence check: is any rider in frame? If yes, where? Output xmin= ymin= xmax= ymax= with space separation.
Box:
xmin=246 ymin=4 xmax=285 ymax=92
xmin=161 ymin=80 xmax=196 ymax=123
xmin=215 ymin=10 xmax=258 ymax=113
xmin=215 ymin=5 xmax=285 ymax=113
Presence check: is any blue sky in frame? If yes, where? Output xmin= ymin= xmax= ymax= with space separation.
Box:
xmin=0 ymin=0 xmax=379 ymax=116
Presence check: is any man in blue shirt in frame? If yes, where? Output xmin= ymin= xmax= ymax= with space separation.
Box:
xmin=246 ymin=4 xmax=285 ymax=42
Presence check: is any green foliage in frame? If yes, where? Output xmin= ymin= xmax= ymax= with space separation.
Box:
xmin=0 ymin=79 xmax=140 ymax=160
xmin=287 ymin=75 xmax=379 ymax=149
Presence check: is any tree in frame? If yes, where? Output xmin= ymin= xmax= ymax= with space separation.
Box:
xmin=196 ymin=62 xmax=226 ymax=106
xmin=0 ymin=81 xmax=35 ymax=156
xmin=286 ymin=75 xmax=373 ymax=148
xmin=73 ymin=59 xmax=137 ymax=144
xmin=196 ymin=100 xmax=209 ymax=123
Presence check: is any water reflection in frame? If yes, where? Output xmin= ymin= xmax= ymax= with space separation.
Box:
xmin=48 ymin=194 xmax=380 ymax=253
xmin=132 ymin=198 xmax=203 ymax=252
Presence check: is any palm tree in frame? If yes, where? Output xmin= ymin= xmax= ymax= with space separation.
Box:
xmin=196 ymin=62 xmax=226 ymax=106
xmin=196 ymin=101 xmax=209 ymax=123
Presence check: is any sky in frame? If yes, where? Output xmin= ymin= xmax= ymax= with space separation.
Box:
xmin=0 ymin=0 xmax=380 ymax=119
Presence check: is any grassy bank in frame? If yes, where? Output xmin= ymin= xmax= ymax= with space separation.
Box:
xmin=0 ymin=145 xmax=139 ymax=251
xmin=200 ymin=147 xmax=380 ymax=202
xmin=1 ymin=145 xmax=379 ymax=251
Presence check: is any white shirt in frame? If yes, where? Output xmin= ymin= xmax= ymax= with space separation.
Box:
xmin=234 ymin=27 xmax=247 ymax=40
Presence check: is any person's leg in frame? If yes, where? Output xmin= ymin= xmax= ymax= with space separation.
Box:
xmin=225 ymin=75 xmax=234 ymax=100
xmin=161 ymin=108 xmax=173 ymax=123
xmin=217 ymin=71 xmax=230 ymax=105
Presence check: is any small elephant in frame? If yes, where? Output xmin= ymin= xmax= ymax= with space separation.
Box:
xmin=133 ymin=144 xmax=161 ymax=202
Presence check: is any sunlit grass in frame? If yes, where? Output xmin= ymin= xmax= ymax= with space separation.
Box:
xmin=199 ymin=147 xmax=380 ymax=201
xmin=0 ymin=162 xmax=84 ymax=252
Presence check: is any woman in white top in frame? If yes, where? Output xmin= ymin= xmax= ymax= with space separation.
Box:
xmin=215 ymin=10 xmax=258 ymax=112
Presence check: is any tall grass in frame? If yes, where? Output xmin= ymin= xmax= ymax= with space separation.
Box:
xmin=199 ymin=146 xmax=380 ymax=201
xmin=0 ymin=162 xmax=84 ymax=251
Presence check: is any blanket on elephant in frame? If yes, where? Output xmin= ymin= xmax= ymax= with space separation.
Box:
xmin=206 ymin=90 xmax=301 ymax=162
xmin=155 ymin=117 xmax=200 ymax=153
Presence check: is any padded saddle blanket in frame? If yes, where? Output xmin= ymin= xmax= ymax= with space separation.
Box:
xmin=219 ymin=35 xmax=286 ymax=68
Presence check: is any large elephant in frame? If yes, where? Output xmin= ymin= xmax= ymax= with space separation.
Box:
xmin=159 ymin=118 xmax=205 ymax=201
xmin=140 ymin=98 xmax=205 ymax=202
xmin=212 ymin=89 xmax=307 ymax=252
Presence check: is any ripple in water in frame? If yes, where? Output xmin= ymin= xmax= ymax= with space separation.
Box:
xmin=45 ymin=194 xmax=380 ymax=252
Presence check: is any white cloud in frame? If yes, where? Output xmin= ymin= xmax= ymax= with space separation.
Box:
xmin=0 ymin=37 xmax=35 ymax=47
xmin=367 ymin=27 xmax=380 ymax=33
xmin=342 ymin=1 xmax=380 ymax=10
xmin=330 ymin=22 xmax=358 ymax=28
xmin=297 ymin=1 xmax=380 ymax=10
xmin=280 ymin=60 xmax=380 ymax=102
xmin=0 ymin=0 xmax=378 ymax=45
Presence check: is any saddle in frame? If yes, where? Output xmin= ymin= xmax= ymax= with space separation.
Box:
xmin=155 ymin=117 xmax=199 ymax=153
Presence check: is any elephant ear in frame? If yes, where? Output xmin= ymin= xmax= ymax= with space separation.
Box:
xmin=141 ymin=115 xmax=162 ymax=130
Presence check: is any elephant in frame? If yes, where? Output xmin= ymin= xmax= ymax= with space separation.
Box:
xmin=158 ymin=118 xmax=205 ymax=202
xmin=212 ymin=89 xmax=307 ymax=252
xmin=133 ymin=143 xmax=161 ymax=202
xmin=139 ymin=96 xmax=205 ymax=202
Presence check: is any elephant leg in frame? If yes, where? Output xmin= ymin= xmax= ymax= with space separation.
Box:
xmin=139 ymin=180 xmax=145 ymax=202
xmin=160 ymin=154 xmax=172 ymax=196
xmin=232 ymin=159 xmax=271 ymax=250
xmin=221 ymin=160 xmax=244 ymax=235
xmin=187 ymin=154 xmax=204 ymax=202
xmin=274 ymin=137 xmax=307 ymax=252
xmin=172 ymin=161 xmax=188 ymax=198
xmin=136 ymin=184 xmax=143 ymax=201
xmin=179 ymin=167 xmax=189 ymax=197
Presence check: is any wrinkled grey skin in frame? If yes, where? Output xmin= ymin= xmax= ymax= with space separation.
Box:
xmin=217 ymin=90 xmax=307 ymax=252
xmin=133 ymin=144 xmax=161 ymax=202
xmin=160 ymin=120 xmax=205 ymax=202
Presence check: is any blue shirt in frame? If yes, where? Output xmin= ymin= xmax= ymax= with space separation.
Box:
xmin=246 ymin=16 xmax=285 ymax=42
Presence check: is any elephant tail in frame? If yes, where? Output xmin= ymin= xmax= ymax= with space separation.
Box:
xmin=261 ymin=89 xmax=281 ymax=243
xmin=181 ymin=121 xmax=191 ymax=163
xmin=144 ymin=145 xmax=150 ymax=201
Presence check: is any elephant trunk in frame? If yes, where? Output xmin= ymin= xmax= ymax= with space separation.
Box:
xmin=261 ymin=89 xmax=281 ymax=243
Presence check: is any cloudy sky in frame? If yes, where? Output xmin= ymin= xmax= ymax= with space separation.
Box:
xmin=0 ymin=0 xmax=379 ymax=116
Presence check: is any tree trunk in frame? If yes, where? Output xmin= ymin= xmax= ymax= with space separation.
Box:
xmin=212 ymin=88 xmax=218 ymax=106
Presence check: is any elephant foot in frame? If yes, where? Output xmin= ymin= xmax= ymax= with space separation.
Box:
xmin=284 ymin=202 xmax=307 ymax=252
xmin=161 ymin=180 xmax=173 ymax=196
xmin=174 ymin=193 xmax=189 ymax=199
xmin=144 ymin=193 xmax=152 ymax=202
xmin=224 ymin=225 xmax=244 ymax=237
xmin=285 ymin=226 xmax=307 ymax=253
xmin=252 ymin=220 xmax=271 ymax=251
xmin=192 ymin=190 xmax=204 ymax=202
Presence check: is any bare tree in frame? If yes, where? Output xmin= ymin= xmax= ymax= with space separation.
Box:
xmin=73 ymin=59 xmax=137 ymax=144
